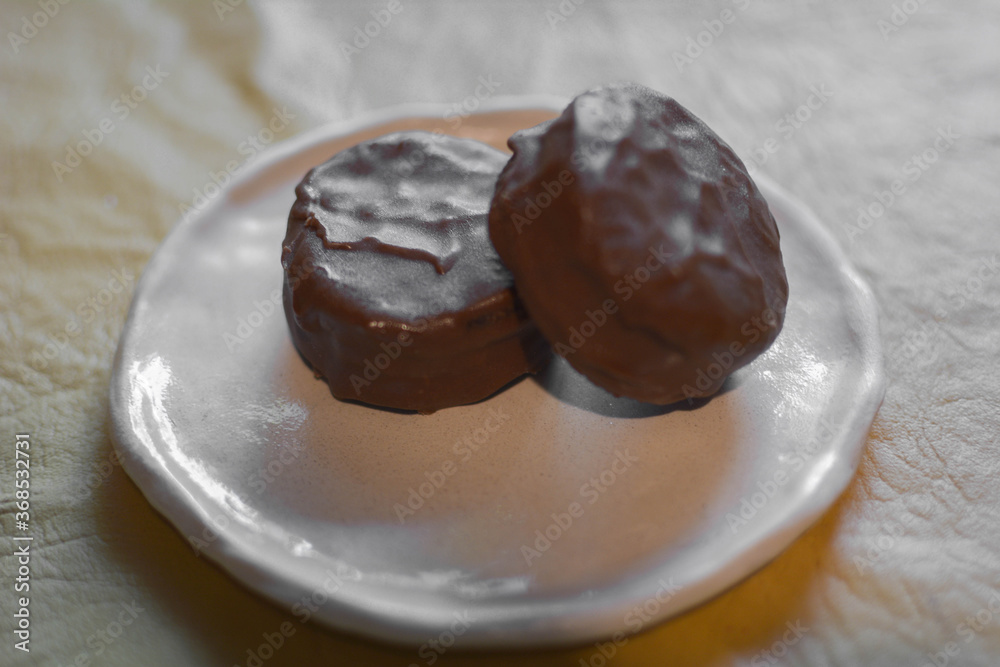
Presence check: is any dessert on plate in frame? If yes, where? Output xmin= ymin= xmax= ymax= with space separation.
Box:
xmin=281 ymin=131 xmax=549 ymax=414
xmin=489 ymin=82 xmax=789 ymax=404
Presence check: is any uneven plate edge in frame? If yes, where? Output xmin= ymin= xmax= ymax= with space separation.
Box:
xmin=666 ymin=173 xmax=888 ymax=613
xmin=106 ymin=97 xmax=886 ymax=649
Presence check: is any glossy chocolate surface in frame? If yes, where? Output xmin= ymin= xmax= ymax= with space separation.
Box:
xmin=282 ymin=131 xmax=548 ymax=413
xmin=489 ymin=83 xmax=789 ymax=404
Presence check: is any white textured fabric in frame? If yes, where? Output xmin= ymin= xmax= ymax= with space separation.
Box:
xmin=2 ymin=1 xmax=999 ymax=665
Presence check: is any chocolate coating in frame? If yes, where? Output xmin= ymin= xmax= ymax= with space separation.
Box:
xmin=282 ymin=131 xmax=549 ymax=413
xmin=489 ymin=83 xmax=789 ymax=404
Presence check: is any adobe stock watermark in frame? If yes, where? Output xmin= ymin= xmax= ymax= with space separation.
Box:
xmin=223 ymin=290 xmax=285 ymax=352
xmin=393 ymin=74 xmax=504 ymax=177
xmin=933 ymin=254 xmax=999 ymax=323
xmin=672 ymin=0 xmax=754 ymax=72
xmin=7 ymin=0 xmax=72 ymax=55
xmin=843 ymin=126 xmax=959 ymax=243
xmin=28 ymin=266 xmax=135 ymax=371
xmin=877 ymin=0 xmax=933 ymax=40
xmin=222 ymin=258 xmax=316 ymax=352
xmin=577 ymin=578 xmax=682 ymax=666
xmin=551 ymin=245 xmax=674 ymax=358
xmin=520 ymin=448 xmax=639 ymax=566
xmin=726 ymin=414 xmax=840 ymax=533
xmin=442 ymin=75 xmax=503 ymax=129
xmin=888 ymin=254 xmax=998 ymax=368
xmin=919 ymin=589 xmax=1000 ymax=667
xmin=188 ymin=511 xmax=233 ymax=557
xmin=66 ymin=448 xmax=126 ymax=503
xmin=231 ymin=565 xmax=362 ymax=667
xmin=213 ymin=0 xmax=245 ymax=22
xmin=289 ymin=565 xmax=362 ymax=625
xmin=407 ymin=611 xmax=472 ymax=667
xmin=189 ymin=446 xmax=307 ymax=556
xmin=545 ymin=0 xmax=587 ymax=30
xmin=231 ymin=622 xmax=295 ymax=667
xmin=680 ymin=306 xmax=782 ymax=403
xmin=51 ymin=64 xmax=169 ymax=182
xmin=742 ymin=84 xmax=834 ymax=176
xmin=506 ymin=112 xmax=629 ymax=234
xmin=179 ymin=106 xmax=295 ymax=220
xmin=347 ymin=317 xmax=429 ymax=396
xmin=853 ymin=494 xmax=933 ymax=576
xmin=748 ymin=619 xmax=810 ymax=666
xmin=339 ymin=0 xmax=405 ymax=62
xmin=507 ymin=170 xmax=574 ymax=234
xmin=393 ymin=407 xmax=512 ymax=523
xmin=247 ymin=442 xmax=306 ymax=495
xmin=54 ymin=601 xmax=145 ymax=667
xmin=889 ymin=314 xmax=942 ymax=369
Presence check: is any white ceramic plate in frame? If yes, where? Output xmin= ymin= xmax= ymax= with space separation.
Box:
xmin=108 ymin=96 xmax=885 ymax=649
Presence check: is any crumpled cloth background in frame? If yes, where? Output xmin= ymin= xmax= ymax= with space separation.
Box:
xmin=2 ymin=1 xmax=999 ymax=665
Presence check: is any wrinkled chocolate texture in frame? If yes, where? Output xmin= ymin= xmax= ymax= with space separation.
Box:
xmin=489 ymin=82 xmax=789 ymax=404
xmin=282 ymin=131 xmax=549 ymax=413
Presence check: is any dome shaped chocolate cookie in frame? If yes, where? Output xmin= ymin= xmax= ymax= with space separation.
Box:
xmin=489 ymin=83 xmax=789 ymax=404
xmin=282 ymin=131 xmax=549 ymax=413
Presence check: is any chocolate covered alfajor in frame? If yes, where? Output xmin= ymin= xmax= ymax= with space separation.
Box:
xmin=489 ymin=82 xmax=789 ymax=404
xmin=282 ymin=131 xmax=549 ymax=413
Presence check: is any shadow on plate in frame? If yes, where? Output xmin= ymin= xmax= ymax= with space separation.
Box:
xmin=293 ymin=336 xmax=738 ymax=419
xmin=532 ymin=355 xmax=739 ymax=419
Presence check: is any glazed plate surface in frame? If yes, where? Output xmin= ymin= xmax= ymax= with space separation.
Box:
xmin=109 ymin=97 xmax=884 ymax=648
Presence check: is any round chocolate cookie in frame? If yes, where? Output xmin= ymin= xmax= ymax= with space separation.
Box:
xmin=282 ymin=131 xmax=549 ymax=413
xmin=489 ymin=83 xmax=789 ymax=404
